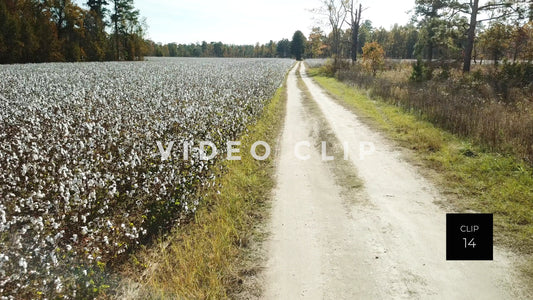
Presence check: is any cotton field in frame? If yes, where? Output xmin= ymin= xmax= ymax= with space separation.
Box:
xmin=0 ymin=58 xmax=293 ymax=298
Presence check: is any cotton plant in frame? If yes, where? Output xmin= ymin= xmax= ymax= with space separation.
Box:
xmin=0 ymin=58 xmax=293 ymax=298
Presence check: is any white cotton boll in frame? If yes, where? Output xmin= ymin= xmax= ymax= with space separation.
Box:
xmin=32 ymin=216 xmax=43 ymax=230
xmin=0 ymin=209 xmax=6 ymax=225
xmin=15 ymin=238 xmax=22 ymax=250
xmin=21 ymin=225 xmax=29 ymax=234
xmin=108 ymin=185 xmax=117 ymax=197
xmin=19 ymin=258 xmax=27 ymax=273
xmin=55 ymin=277 xmax=63 ymax=293
xmin=88 ymin=190 xmax=96 ymax=201
xmin=81 ymin=227 xmax=88 ymax=235
xmin=0 ymin=59 xmax=294 ymax=297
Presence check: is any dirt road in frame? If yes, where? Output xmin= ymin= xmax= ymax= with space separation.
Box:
xmin=262 ymin=62 xmax=530 ymax=299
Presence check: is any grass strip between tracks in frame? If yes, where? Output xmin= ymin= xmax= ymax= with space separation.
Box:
xmin=295 ymin=64 xmax=364 ymax=204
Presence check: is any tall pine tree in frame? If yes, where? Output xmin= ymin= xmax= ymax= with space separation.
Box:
xmin=111 ymin=0 xmax=142 ymax=60
xmin=85 ymin=0 xmax=109 ymax=60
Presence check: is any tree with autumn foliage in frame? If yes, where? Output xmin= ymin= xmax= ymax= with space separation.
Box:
xmin=307 ymin=27 xmax=327 ymax=58
xmin=362 ymin=41 xmax=385 ymax=76
xmin=478 ymin=23 xmax=511 ymax=66
xmin=0 ymin=0 xmax=145 ymax=64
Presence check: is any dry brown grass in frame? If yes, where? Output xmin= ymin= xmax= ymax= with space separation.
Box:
xmin=334 ymin=62 xmax=533 ymax=164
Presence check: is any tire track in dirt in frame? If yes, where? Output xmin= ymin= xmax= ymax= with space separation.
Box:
xmin=262 ymin=62 xmax=530 ymax=299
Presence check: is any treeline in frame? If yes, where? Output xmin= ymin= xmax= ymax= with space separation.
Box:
xmin=146 ymin=40 xmax=283 ymax=58
xmin=313 ymin=0 xmax=533 ymax=72
xmin=316 ymin=0 xmax=533 ymax=162
xmin=0 ymin=0 xmax=145 ymax=64
xmin=148 ymin=15 xmax=533 ymax=67
xmin=4 ymin=0 xmax=533 ymax=66
xmin=143 ymin=25 xmax=418 ymax=60
xmin=144 ymin=31 xmax=312 ymax=59
xmin=302 ymin=24 xmax=419 ymax=59
xmin=309 ymin=20 xmax=533 ymax=63
xmin=145 ymin=39 xmax=295 ymax=58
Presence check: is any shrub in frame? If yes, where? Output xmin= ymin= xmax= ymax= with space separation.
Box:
xmin=334 ymin=60 xmax=533 ymax=163
xmin=409 ymin=59 xmax=433 ymax=82
xmin=362 ymin=42 xmax=385 ymax=76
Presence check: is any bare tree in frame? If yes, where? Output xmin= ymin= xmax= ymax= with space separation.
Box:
xmin=315 ymin=0 xmax=348 ymax=66
xmin=344 ymin=0 xmax=363 ymax=62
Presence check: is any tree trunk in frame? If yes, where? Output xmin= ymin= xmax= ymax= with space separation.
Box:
xmin=350 ymin=3 xmax=362 ymax=63
xmin=332 ymin=26 xmax=341 ymax=69
xmin=114 ymin=0 xmax=119 ymax=60
xmin=463 ymin=0 xmax=479 ymax=73
xmin=351 ymin=23 xmax=358 ymax=62
xmin=334 ymin=27 xmax=340 ymax=58
xmin=56 ymin=4 xmax=65 ymax=40
xmin=428 ymin=40 xmax=434 ymax=61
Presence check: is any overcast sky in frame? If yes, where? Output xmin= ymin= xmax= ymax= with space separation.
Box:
xmin=76 ymin=0 xmax=416 ymax=44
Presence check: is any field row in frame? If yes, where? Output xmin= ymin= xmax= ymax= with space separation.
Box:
xmin=0 ymin=58 xmax=293 ymax=298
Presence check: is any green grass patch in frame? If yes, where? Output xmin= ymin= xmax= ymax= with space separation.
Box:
xmin=116 ymin=77 xmax=288 ymax=299
xmin=309 ymin=68 xmax=533 ymax=276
